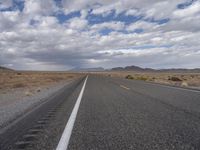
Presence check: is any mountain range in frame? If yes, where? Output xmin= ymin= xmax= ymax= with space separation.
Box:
xmin=111 ymin=65 xmax=200 ymax=73
xmin=1 ymin=65 xmax=199 ymax=73
xmin=70 ymin=67 xmax=105 ymax=72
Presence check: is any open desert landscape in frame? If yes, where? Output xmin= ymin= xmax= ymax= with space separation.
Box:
xmin=1 ymin=1 xmax=200 ymax=149
xmin=1 ymin=66 xmax=200 ymax=94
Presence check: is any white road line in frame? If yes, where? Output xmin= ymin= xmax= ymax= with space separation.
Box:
xmin=120 ymin=85 xmax=130 ymax=90
xmin=56 ymin=76 xmax=88 ymax=150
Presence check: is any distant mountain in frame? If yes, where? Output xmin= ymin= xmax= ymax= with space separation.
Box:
xmin=111 ymin=67 xmax=124 ymax=71
xmin=158 ymin=68 xmax=200 ymax=73
xmin=0 ymin=66 xmax=14 ymax=72
xmin=70 ymin=67 xmax=105 ymax=72
xmin=111 ymin=65 xmax=155 ymax=72
xmin=111 ymin=65 xmax=200 ymax=73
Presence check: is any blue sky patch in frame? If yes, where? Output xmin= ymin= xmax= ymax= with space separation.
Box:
xmin=177 ymin=0 xmax=197 ymax=9
xmin=54 ymin=0 xmax=62 ymax=8
xmin=55 ymin=11 xmax=81 ymax=23
xmin=87 ymin=10 xmax=143 ymax=25
xmin=0 ymin=0 xmax=24 ymax=12
xmin=99 ymin=28 xmax=114 ymax=35
xmin=13 ymin=0 xmax=24 ymax=12
xmin=144 ymin=18 xmax=170 ymax=25
xmin=133 ymin=28 xmax=144 ymax=34
xmin=30 ymin=19 xmax=40 ymax=26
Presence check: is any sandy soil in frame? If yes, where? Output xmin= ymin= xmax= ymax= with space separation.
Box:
xmin=0 ymin=71 xmax=82 ymax=93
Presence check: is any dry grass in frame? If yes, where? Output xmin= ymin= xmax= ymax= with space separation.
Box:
xmin=0 ymin=71 xmax=82 ymax=91
xmin=97 ymin=71 xmax=200 ymax=89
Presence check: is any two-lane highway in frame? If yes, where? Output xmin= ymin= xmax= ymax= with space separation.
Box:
xmin=68 ymin=75 xmax=200 ymax=150
xmin=1 ymin=75 xmax=200 ymax=150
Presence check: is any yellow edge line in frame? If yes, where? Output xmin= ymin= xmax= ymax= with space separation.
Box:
xmin=120 ymin=85 xmax=130 ymax=90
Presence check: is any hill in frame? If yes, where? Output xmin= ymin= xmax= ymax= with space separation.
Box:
xmin=70 ymin=67 xmax=105 ymax=72
xmin=0 ymin=66 xmax=14 ymax=72
xmin=111 ymin=65 xmax=155 ymax=72
xmin=111 ymin=65 xmax=200 ymax=73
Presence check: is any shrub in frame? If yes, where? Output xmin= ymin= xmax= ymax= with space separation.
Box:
xmin=136 ymin=76 xmax=148 ymax=81
xmin=13 ymin=83 xmax=26 ymax=88
xmin=125 ymin=75 xmax=134 ymax=79
xmin=168 ymin=76 xmax=182 ymax=81
xmin=49 ymin=76 xmax=64 ymax=81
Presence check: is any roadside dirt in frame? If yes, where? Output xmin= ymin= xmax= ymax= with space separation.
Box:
xmin=0 ymin=71 xmax=82 ymax=93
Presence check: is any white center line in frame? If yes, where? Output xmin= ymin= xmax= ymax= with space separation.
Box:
xmin=56 ymin=76 xmax=88 ymax=150
xmin=120 ymin=85 xmax=130 ymax=90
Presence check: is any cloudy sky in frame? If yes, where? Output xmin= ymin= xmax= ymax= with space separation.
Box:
xmin=0 ymin=0 xmax=200 ymax=70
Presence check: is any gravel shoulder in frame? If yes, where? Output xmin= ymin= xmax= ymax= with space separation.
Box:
xmin=0 ymin=79 xmax=74 ymax=128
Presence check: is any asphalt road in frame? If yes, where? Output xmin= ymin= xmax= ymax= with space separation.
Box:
xmin=68 ymin=75 xmax=200 ymax=150
xmin=1 ymin=75 xmax=200 ymax=150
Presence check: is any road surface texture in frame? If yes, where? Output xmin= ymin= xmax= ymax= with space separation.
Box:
xmin=1 ymin=75 xmax=200 ymax=150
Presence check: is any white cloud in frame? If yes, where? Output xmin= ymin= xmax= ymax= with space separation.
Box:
xmin=0 ymin=10 xmax=21 ymax=31
xmin=66 ymin=17 xmax=88 ymax=30
xmin=91 ymin=3 xmax=117 ymax=16
xmin=80 ymin=9 xmax=88 ymax=19
xmin=23 ymin=0 xmax=58 ymax=16
xmin=127 ymin=21 xmax=160 ymax=31
xmin=173 ymin=1 xmax=200 ymax=18
xmin=91 ymin=21 xmax=125 ymax=31
xmin=125 ymin=9 xmax=140 ymax=16
xmin=0 ymin=0 xmax=200 ymax=70
xmin=143 ymin=1 xmax=182 ymax=19
xmin=0 ymin=0 xmax=13 ymax=9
